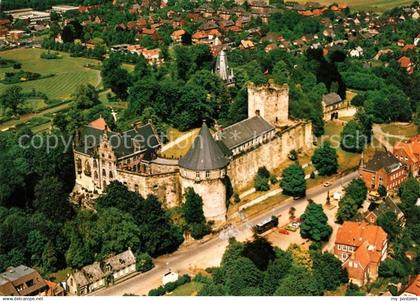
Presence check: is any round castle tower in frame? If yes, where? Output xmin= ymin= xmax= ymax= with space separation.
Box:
xmin=178 ymin=122 xmax=229 ymax=223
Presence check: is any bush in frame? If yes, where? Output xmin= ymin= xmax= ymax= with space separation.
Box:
xmin=135 ymin=252 xmax=154 ymax=272
xmin=193 ymin=273 xmax=211 ymax=284
xmin=190 ymin=223 xmax=211 ymax=240
xmin=270 ymin=175 xmax=278 ymax=184
xmin=254 ymin=174 xmax=270 ymax=191
xmin=40 ymin=51 xmax=62 ymax=60
xmin=233 ymin=193 xmax=240 ymax=203
xmin=148 ymin=274 xmax=191 ymax=296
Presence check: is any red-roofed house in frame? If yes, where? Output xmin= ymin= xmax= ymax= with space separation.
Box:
xmin=142 ymin=48 xmax=163 ymax=65
xmin=393 ymin=135 xmax=420 ymax=176
xmin=171 ymin=29 xmax=186 ymax=43
xmin=401 ymin=275 xmax=420 ymax=296
xmin=402 ymin=44 xmax=415 ymax=52
xmin=334 ymin=221 xmax=388 ymax=286
xmin=398 ymin=56 xmax=415 ymax=75
xmin=89 ymin=117 xmax=107 ymax=131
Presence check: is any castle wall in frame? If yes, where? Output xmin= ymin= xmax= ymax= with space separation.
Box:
xmin=228 ymin=121 xmax=312 ymax=191
xmin=118 ymin=170 xmax=180 ymax=208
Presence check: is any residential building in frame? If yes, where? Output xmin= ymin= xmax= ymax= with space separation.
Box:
xmin=364 ymin=196 xmax=405 ymax=226
xmin=360 ymin=151 xmax=407 ymax=191
xmin=51 ymin=5 xmax=80 ymax=14
xmin=400 ymin=275 xmax=420 ymax=296
xmin=66 ymin=249 xmax=136 ymax=295
xmin=334 ymin=222 xmax=388 ymax=286
xmin=0 ymin=265 xmax=49 ymax=296
xmin=393 ymin=135 xmax=420 ymax=176
xmin=321 ymin=92 xmax=343 ymax=120
xmin=171 ymin=29 xmax=186 ymax=43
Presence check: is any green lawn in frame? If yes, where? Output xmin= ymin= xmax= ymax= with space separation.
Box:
xmin=295 ymin=0 xmax=414 ymax=12
xmin=0 ymin=48 xmax=101 ymax=100
xmin=166 ymin=281 xmax=204 ymax=296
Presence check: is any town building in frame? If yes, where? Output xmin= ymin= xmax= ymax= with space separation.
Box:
xmin=321 ymin=92 xmax=343 ymax=120
xmin=364 ymin=196 xmax=405 ymax=226
xmin=360 ymin=151 xmax=407 ymax=192
xmin=393 ymin=135 xmax=420 ymax=176
xmin=0 ymin=265 xmax=59 ymax=296
xmin=72 ymin=81 xmax=313 ymax=224
xmin=214 ymin=49 xmax=234 ymax=85
xmin=51 ymin=5 xmax=80 ymax=14
xmin=334 ymin=222 xmax=388 ymax=286
xmin=66 ymin=249 xmax=136 ymax=295
xmin=400 ymin=275 xmax=420 ymax=296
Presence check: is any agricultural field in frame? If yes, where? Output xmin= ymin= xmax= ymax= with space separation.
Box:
xmin=0 ymin=48 xmax=101 ymax=100
xmin=295 ymin=0 xmax=414 ymax=12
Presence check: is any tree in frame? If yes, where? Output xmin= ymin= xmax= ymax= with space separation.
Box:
xmin=398 ymin=176 xmax=420 ymax=214
xmin=101 ymin=56 xmax=130 ymax=100
xmin=241 ymin=236 xmax=276 ymax=271
xmin=299 ymin=202 xmax=332 ymax=242
xmin=224 ymin=257 xmax=263 ymax=295
xmin=73 ymin=84 xmax=100 ymax=110
xmin=254 ymin=166 xmax=271 ymax=191
xmin=0 ymin=86 xmax=24 ymax=115
xmin=262 ymin=250 xmax=293 ymax=295
xmin=33 ymin=176 xmax=72 ymax=222
xmin=340 ymin=120 xmax=367 ymax=153
xmin=379 ymin=258 xmax=409 ymax=281
xmin=312 ymin=252 xmax=348 ymax=291
xmin=183 ymin=188 xmax=206 ymax=225
xmin=378 ymin=184 xmax=387 ymax=197
xmin=377 ymin=211 xmax=401 ymax=240
xmin=182 ymin=188 xmax=210 ymax=239
xmin=336 ymin=196 xmax=359 ymax=224
xmin=280 ymin=164 xmax=306 ymax=197
xmin=42 ymin=240 xmax=58 ymax=272
xmin=275 ymin=266 xmax=322 ymax=296
xmin=135 ymin=252 xmax=154 ymax=272
xmin=311 ymin=142 xmax=338 ymax=176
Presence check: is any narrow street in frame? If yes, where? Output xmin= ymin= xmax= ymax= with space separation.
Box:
xmin=90 ymin=171 xmax=358 ymax=296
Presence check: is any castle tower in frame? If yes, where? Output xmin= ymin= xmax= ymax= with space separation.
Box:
xmin=247 ymin=80 xmax=289 ymax=126
xmin=215 ymin=49 xmax=234 ymax=85
xmin=179 ymin=122 xmax=229 ymax=223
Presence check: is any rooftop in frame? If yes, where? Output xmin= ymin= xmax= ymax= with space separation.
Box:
xmin=364 ymin=151 xmax=403 ymax=173
xmin=179 ymin=122 xmax=229 ymax=171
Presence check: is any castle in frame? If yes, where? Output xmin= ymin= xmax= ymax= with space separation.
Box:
xmin=72 ymin=80 xmax=313 ymax=223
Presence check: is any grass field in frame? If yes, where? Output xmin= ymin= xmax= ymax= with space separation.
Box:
xmin=0 ymin=48 xmax=101 ymax=100
xmin=294 ymin=0 xmax=413 ymax=12
xmin=166 ymin=282 xmax=204 ymax=296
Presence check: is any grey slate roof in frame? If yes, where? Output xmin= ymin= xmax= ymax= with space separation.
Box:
xmin=220 ymin=116 xmax=275 ymax=150
xmin=367 ymin=197 xmax=404 ymax=218
xmin=74 ymin=123 xmax=160 ymax=158
xmin=179 ymin=122 xmax=229 ymax=171
xmin=364 ymin=151 xmax=403 ymax=173
xmin=322 ymin=92 xmax=342 ymax=106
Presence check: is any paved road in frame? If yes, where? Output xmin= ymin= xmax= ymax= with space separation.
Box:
xmin=90 ymin=171 xmax=358 ymax=296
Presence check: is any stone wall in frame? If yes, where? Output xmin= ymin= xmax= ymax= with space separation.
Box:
xmin=247 ymin=81 xmax=289 ymax=125
xmin=228 ymin=121 xmax=313 ymax=191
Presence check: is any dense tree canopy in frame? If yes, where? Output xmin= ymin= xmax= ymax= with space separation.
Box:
xmin=311 ymin=142 xmax=338 ymax=176
xmin=280 ymin=164 xmax=306 ymax=197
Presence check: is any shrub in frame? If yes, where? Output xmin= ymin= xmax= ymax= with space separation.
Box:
xmin=135 ymin=252 xmax=154 ymax=273
xmin=270 ymin=175 xmax=278 ymax=184
xmin=148 ymin=274 xmax=191 ymax=296
xmin=190 ymin=223 xmax=211 ymax=240
xmin=233 ymin=193 xmax=240 ymax=203
xmin=254 ymin=174 xmax=270 ymax=191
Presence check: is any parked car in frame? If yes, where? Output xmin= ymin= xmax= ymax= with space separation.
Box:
xmin=323 ymin=181 xmax=331 ymax=187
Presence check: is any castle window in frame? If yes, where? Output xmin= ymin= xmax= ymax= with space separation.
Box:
xmin=76 ymin=158 xmax=82 ymax=174
xmin=134 ymin=184 xmax=139 ymax=191
xmin=196 ymin=171 xmax=200 ymax=179
xmin=206 ymin=171 xmax=210 ymax=178
xmin=93 ymin=160 xmax=97 ymax=168
xmin=108 ymin=154 xmax=111 ymax=159
xmin=84 ymin=161 xmax=92 ymax=177
xmin=94 ymin=171 xmax=98 ymax=180
xmin=109 ymin=171 xmax=113 ymax=179
xmin=102 ymin=169 xmax=106 ymax=177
